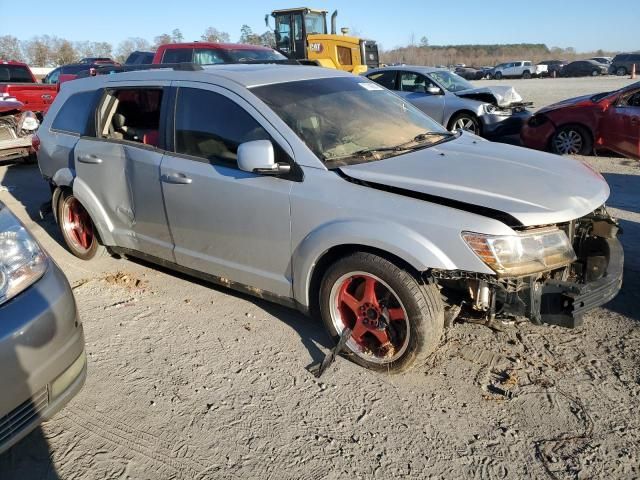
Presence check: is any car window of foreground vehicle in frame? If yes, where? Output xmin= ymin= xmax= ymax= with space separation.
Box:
xmin=175 ymin=88 xmax=270 ymax=164
xmin=51 ymin=91 xmax=99 ymax=135
xmin=252 ymin=76 xmax=452 ymax=166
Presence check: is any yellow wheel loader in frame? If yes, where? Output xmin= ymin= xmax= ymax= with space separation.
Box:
xmin=266 ymin=7 xmax=380 ymax=74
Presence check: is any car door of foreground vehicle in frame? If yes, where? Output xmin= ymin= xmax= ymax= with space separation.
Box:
xmin=72 ymin=82 xmax=175 ymax=261
xmin=160 ymin=82 xmax=294 ymax=297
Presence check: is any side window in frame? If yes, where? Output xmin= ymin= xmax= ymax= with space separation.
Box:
xmin=399 ymin=72 xmax=429 ymax=93
xmin=524 ymin=61 xmax=532 ymax=66
xmin=367 ymin=71 xmax=397 ymax=90
xmin=293 ymin=14 xmax=303 ymax=41
xmin=45 ymin=68 xmax=60 ymax=84
xmin=98 ymin=88 xmax=163 ymax=146
xmin=51 ymin=90 xmax=97 ymax=135
xmin=162 ymin=48 xmax=193 ymax=64
xmin=275 ymin=15 xmax=292 ymax=52
xmin=174 ymin=88 xmax=269 ymax=165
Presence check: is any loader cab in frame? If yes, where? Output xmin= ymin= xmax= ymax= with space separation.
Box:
xmin=271 ymin=8 xmax=328 ymax=59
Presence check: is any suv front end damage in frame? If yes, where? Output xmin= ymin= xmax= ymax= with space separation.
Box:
xmin=434 ymin=207 xmax=623 ymax=328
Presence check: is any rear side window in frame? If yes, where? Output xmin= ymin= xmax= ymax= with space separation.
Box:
xmin=367 ymin=71 xmax=397 ymax=90
xmin=0 ymin=65 xmax=33 ymax=83
xmin=51 ymin=91 xmax=97 ymax=135
xmin=162 ymin=48 xmax=193 ymax=64
xmin=174 ymin=87 xmax=269 ymax=164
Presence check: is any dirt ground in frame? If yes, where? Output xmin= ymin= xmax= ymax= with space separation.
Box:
xmin=0 ymin=77 xmax=639 ymax=480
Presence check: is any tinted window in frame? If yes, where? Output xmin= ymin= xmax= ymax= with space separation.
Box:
xmin=162 ymin=48 xmax=193 ymax=64
xmin=630 ymin=54 xmax=640 ymax=61
xmin=174 ymin=88 xmax=269 ymax=164
xmin=52 ymin=91 xmax=97 ymax=135
xmin=44 ymin=68 xmax=61 ymax=84
xmin=367 ymin=70 xmax=397 ymax=89
xmin=0 ymin=65 xmax=33 ymax=83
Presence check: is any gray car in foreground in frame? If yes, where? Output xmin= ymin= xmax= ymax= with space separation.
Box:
xmin=0 ymin=203 xmax=86 ymax=454
xmin=365 ymin=66 xmax=532 ymax=137
xmin=36 ymin=64 xmax=622 ymax=372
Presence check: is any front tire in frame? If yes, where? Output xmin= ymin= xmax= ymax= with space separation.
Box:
xmin=494 ymin=71 xmax=503 ymax=80
xmin=449 ymin=113 xmax=481 ymax=135
xmin=591 ymin=69 xmax=600 ymax=77
xmin=57 ymin=190 xmax=106 ymax=260
xmin=616 ymin=67 xmax=627 ymax=76
xmin=522 ymin=70 xmax=532 ymax=79
xmin=551 ymin=125 xmax=593 ymax=156
xmin=319 ymin=252 xmax=444 ymax=372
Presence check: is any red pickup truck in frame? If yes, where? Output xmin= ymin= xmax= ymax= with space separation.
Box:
xmin=0 ymin=61 xmax=57 ymax=115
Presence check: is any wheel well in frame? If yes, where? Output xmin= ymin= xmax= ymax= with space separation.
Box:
xmin=307 ymin=244 xmax=423 ymax=317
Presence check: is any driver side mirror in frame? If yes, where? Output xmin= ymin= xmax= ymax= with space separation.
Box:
xmin=427 ymin=86 xmax=442 ymax=95
xmin=238 ymin=140 xmax=291 ymax=176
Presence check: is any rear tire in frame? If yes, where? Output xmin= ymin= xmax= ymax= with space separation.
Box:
xmin=616 ymin=67 xmax=627 ymax=76
xmin=551 ymin=125 xmax=593 ymax=156
xmin=57 ymin=190 xmax=106 ymax=260
xmin=319 ymin=252 xmax=444 ymax=373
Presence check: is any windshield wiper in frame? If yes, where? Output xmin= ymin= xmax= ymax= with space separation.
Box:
xmin=324 ymin=131 xmax=457 ymax=164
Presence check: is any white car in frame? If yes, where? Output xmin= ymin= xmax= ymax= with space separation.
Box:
xmin=492 ymin=61 xmax=547 ymax=79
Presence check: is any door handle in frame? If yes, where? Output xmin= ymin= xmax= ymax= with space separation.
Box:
xmin=161 ymin=173 xmax=192 ymax=184
xmin=78 ymin=154 xmax=103 ymax=164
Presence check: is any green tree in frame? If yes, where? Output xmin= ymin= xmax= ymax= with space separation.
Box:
xmin=154 ymin=33 xmax=172 ymax=48
xmin=171 ymin=29 xmax=184 ymax=43
xmin=239 ymin=24 xmax=261 ymax=45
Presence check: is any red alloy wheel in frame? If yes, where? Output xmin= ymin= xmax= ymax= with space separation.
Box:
xmin=330 ymin=272 xmax=410 ymax=363
xmin=62 ymin=197 xmax=94 ymax=252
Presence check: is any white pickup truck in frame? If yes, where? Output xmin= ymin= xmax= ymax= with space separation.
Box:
xmin=491 ymin=61 xmax=547 ymax=79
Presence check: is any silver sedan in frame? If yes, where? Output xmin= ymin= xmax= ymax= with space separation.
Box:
xmin=366 ymin=65 xmax=532 ymax=138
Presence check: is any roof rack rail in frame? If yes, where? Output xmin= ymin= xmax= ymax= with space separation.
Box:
xmin=75 ymin=63 xmax=204 ymax=78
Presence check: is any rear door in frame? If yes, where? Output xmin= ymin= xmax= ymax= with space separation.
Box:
xmin=160 ymin=82 xmax=294 ymax=296
xmin=72 ymin=81 xmax=175 ymax=260
xmin=396 ymin=71 xmax=445 ymax=123
xmin=600 ymin=88 xmax=640 ymax=159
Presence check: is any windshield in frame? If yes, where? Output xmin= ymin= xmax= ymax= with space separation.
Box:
xmin=305 ymin=12 xmax=326 ymax=34
xmin=428 ymin=70 xmax=474 ymax=92
xmin=252 ymin=76 xmax=451 ymax=166
xmin=192 ymin=48 xmax=287 ymax=65
xmin=225 ymin=49 xmax=288 ymax=62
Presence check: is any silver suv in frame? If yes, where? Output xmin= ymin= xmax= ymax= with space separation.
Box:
xmin=36 ymin=64 xmax=623 ymax=372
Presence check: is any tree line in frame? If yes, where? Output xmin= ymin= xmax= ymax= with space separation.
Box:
xmin=0 ymin=25 xmax=274 ymax=67
xmin=381 ymin=43 xmax=620 ymax=68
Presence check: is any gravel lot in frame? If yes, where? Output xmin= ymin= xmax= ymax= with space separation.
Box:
xmin=0 ymin=76 xmax=639 ymax=480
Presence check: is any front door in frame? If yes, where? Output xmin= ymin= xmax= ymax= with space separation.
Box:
xmin=73 ymin=82 xmax=174 ymax=260
xmin=600 ymin=89 xmax=640 ymax=159
xmin=160 ymin=82 xmax=294 ymax=297
xmin=396 ymin=71 xmax=445 ymax=124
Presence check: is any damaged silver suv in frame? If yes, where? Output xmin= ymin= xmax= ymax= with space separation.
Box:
xmin=35 ymin=64 xmax=623 ymax=372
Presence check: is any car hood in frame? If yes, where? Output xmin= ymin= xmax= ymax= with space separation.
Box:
xmin=536 ymin=94 xmax=595 ymax=114
xmin=0 ymin=99 xmax=24 ymax=114
xmin=455 ymin=86 xmax=523 ymax=107
xmin=339 ymin=133 xmax=609 ymax=227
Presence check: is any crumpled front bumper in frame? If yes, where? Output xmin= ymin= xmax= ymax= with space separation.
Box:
xmin=538 ymin=237 xmax=623 ymax=328
xmin=481 ymin=109 xmax=532 ymax=138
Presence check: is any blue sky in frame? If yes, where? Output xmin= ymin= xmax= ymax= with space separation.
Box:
xmin=3 ymin=0 xmax=637 ymax=52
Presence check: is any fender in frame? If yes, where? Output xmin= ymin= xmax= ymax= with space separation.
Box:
xmin=51 ymin=167 xmax=75 ymax=187
xmin=292 ymin=219 xmax=456 ymax=309
xmin=70 ymin=177 xmax=116 ymax=245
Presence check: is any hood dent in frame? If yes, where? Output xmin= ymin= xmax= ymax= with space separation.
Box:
xmin=456 ymin=86 xmax=527 ymax=107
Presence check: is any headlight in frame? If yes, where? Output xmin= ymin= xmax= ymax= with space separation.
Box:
xmin=462 ymin=228 xmax=576 ymax=277
xmin=0 ymin=206 xmax=47 ymax=305
xmin=483 ymin=104 xmax=512 ymax=116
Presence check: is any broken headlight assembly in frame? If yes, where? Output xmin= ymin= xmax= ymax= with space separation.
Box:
xmin=0 ymin=206 xmax=47 ymax=305
xmin=462 ymin=227 xmax=576 ymax=277
xmin=483 ymin=104 xmax=512 ymax=116
xmin=17 ymin=111 xmax=39 ymax=133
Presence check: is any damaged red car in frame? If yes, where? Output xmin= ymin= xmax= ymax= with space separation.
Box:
xmin=0 ymin=99 xmax=39 ymax=163
xmin=521 ymin=81 xmax=640 ymax=159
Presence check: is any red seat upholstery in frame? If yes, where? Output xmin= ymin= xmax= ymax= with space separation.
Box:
xmin=143 ymin=130 xmax=159 ymax=147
